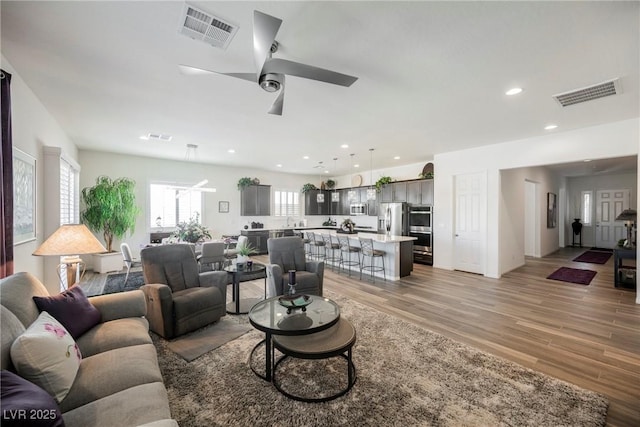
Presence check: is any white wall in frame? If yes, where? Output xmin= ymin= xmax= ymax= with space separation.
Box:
xmin=3 ymin=56 xmax=79 ymax=293
xmin=500 ymin=166 xmax=560 ymax=274
xmin=434 ymin=118 xmax=639 ymax=280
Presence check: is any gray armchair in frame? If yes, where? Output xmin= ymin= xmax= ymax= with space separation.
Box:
xmin=266 ymin=236 xmax=324 ymax=298
xmin=140 ymin=244 xmax=227 ymax=339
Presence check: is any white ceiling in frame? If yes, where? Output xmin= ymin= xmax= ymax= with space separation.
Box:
xmin=1 ymin=1 xmax=638 ymax=176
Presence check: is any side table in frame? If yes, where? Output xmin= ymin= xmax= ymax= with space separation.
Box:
xmin=224 ymin=263 xmax=267 ymax=314
xmin=613 ymin=246 xmax=636 ymax=289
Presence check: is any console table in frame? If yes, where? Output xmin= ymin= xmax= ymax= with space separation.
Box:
xmin=613 ymin=246 xmax=636 ymax=289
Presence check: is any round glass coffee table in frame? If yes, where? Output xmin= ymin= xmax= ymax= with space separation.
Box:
xmin=224 ymin=263 xmax=267 ymax=315
xmin=248 ymin=295 xmax=340 ymax=381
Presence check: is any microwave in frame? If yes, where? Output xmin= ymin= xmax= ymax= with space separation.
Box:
xmin=350 ymin=203 xmax=368 ymax=216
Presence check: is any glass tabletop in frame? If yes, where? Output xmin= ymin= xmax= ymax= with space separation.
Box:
xmin=249 ymin=295 xmax=340 ymax=335
xmin=224 ymin=262 xmax=266 ymax=274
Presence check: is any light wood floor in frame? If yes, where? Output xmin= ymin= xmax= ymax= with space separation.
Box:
xmin=87 ymin=247 xmax=639 ymax=426
xmin=246 ymin=247 xmax=639 ymax=427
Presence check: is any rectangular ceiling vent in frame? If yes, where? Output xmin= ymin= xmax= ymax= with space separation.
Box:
xmin=144 ymin=133 xmax=172 ymax=142
xmin=552 ymin=78 xmax=621 ymax=107
xmin=179 ymin=3 xmax=238 ymax=50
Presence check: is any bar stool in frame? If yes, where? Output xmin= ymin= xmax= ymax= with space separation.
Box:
xmin=301 ymin=231 xmax=312 ymax=260
xmin=337 ymin=235 xmax=361 ymax=277
xmin=359 ymin=237 xmax=385 ymax=282
xmin=308 ymin=232 xmax=326 ymax=261
xmin=322 ymin=233 xmax=341 ymax=271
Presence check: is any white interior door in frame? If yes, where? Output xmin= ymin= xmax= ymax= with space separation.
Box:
xmin=524 ymin=180 xmax=540 ymax=257
xmin=454 ymin=172 xmax=486 ymax=274
xmin=595 ymin=189 xmax=629 ymax=248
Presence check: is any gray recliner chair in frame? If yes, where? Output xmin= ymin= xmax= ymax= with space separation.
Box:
xmin=266 ymin=236 xmax=324 ymax=298
xmin=140 ymin=244 xmax=227 ymax=339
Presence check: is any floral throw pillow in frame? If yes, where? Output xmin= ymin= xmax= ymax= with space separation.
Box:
xmin=10 ymin=311 xmax=82 ymax=403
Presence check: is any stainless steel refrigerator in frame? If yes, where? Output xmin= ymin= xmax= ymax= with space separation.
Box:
xmin=378 ymin=202 xmax=409 ymax=236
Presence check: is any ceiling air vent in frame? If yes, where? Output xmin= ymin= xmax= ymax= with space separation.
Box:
xmin=143 ymin=133 xmax=172 ymax=142
xmin=179 ymin=4 xmax=238 ymax=50
xmin=552 ymin=78 xmax=621 ymax=107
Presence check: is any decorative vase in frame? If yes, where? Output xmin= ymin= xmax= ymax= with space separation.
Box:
xmin=571 ymin=218 xmax=582 ymax=235
xmin=287 ymin=270 xmax=297 ymax=295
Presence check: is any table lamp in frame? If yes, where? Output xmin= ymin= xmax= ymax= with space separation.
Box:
xmin=615 ymin=209 xmax=637 ymax=248
xmin=33 ymin=224 xmax=107 ymax=289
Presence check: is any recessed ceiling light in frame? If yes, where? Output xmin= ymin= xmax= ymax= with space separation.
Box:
xmin=544 ymin=124 xmax=558 ymax=130
xmin=303 ymin=155 xmax=309 ymax=160
xmin=394 ymin=156 xmax=400 ymax=160
xmin=139 ymin=135 xmax=149 ymax=140
xmin=276 ymin=164 xmax=282 ymax=168
xmin=506 ymin=87 xmax=523 ymax=96
xmin=324 ymin=170 xmax=329 ymax=174
xmin=227 ymin=149 xmax=235 ymax=153
xmin=341 ymin=144 xmax=349 ymax=148
xmin=354 ymin=164 xmax=360 ymax=168
xmin=583 ymin=159 xmax=592 ymax=162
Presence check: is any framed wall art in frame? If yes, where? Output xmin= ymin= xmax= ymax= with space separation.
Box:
xmin=219 ymin=200 xmax=230 ymax=213
xmin=13 ymin=148 xmax=36 ymax=244
xmin=547 ymin=192 xmax=557 ymax=229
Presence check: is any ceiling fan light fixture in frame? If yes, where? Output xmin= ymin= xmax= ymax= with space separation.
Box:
xmin=259 ymin=73 xmax=282 ymax=92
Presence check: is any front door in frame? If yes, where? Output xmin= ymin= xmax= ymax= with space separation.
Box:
xmin=595 ymin=189 xmax=629 ymax=248
xmin=454 ymin=172 xmax=487 ymax=274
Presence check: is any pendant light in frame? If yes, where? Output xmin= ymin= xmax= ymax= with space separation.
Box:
xmin=348 ymin=153 xmax=357 ymax=201
xmin=367 ymin=148 xmax=376 ymax=200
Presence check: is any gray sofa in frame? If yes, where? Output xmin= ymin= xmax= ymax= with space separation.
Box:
xmin=0 ymin=272 xmax=177 ymax=427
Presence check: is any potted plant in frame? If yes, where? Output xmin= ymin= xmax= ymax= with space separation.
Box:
xmin=81 ymin=176 xmax=140 ymax=273
xmin=237 ymin=177 xmax=254 ymax=190
xmin=375 ymin=176 xmax=393 ymax=192
xmin=301 ymin=183 xmax=318 ymax=193
xmin=325 ymin=179 xmax=336 ymax=189
xmin=236 ymin=241 xmax=256 ymax=264
xmin=171 ymin=213 xmax=211 ymax=243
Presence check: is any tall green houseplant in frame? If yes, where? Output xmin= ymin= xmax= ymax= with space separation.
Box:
xmin=81 ymin=176 xmax=140 ymax=252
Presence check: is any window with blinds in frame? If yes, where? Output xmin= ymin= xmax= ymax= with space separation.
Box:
xmin=149 ymin=183 xmax=203 ymax=228
xmin=60 ymin=158 xmax=79 ymax=225
xmin=274 ymin=190 xmax=300 ymax=217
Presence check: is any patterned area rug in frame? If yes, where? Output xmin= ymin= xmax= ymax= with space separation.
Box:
xmin=102 ymin=271 xmax=145 ymax=294
xmin=154 ymin=292 xmax=608 ymax=426
xmin=573 ymin=251 xmax=612 ymax=264
xmin=547 ymin=267 xmax=597 ymax=285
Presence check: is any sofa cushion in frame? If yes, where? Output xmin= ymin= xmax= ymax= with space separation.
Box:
xmin=0 ymin=272 xmax=49 ymax=328
xmin=75 ymin=317 xmax=151 ymax=358
xmin=0 ymin=370 xmax=64 ymax=427
xmin=61 ymin=382 xmax=172 ymax=427
xmin=10 ymin=312 xmax=82 ymax=403
xmin=59 ymin=343 xmax=162 ymax=412
xmin=33 ymin=286 xmax=101 ymax=339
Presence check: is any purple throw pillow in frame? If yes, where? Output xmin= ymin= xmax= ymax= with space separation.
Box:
xmin=33 ymin=286 xmax=101 ymax=339
xmin=0 ymin=370 xmax=64 ymax=427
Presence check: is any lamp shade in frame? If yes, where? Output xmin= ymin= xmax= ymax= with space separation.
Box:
xmin=615 ymin=209 xmax=637 ymax=221
xmin=33 ymin=224 xmax=107 ymax=256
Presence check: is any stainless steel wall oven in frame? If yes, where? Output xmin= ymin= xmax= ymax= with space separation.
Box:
xmin=409 ymin=205 xmax=432 ymax=265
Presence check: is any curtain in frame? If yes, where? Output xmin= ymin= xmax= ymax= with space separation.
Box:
xmin=1 ymin=69 xmax=13 ymax=278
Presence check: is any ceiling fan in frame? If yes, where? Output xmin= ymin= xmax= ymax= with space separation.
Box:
xmin=178 ymin=10 xmax=358 ymax=115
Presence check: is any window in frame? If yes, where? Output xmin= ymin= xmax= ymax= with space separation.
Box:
xmin=274 ymin=190 xmax=300 ymax=217
xmin=149 ymin=183 xmax=202 ymax=228
xmin=581 ymin=191 xmax=592 ymax=225
xmin=60 ymin=158 xmax=79 ymax=225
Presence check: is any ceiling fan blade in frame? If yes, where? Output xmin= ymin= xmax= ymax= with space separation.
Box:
xmin=268 ymin=76 xmax=285 ymax=116
xmin=253 ymin=10 xmax=282 ymax=75
xmin=263 ymin=58 xmax=358 ymax=87
xmin=178 ymin=64 xmax=255 ymax=83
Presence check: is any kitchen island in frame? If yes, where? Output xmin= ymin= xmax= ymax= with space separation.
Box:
xmin=304 ymin=229 xmax=416 ymax=280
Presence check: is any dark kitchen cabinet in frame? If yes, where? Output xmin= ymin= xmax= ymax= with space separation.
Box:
xmin=339 ymin=189 xmax=352 ymax=215
xmin=358 ymin=187 xmax=378 ymax=216
xmin=380 ymin=182 xmax=407 ymax=203
xmin=407 ymin=179 xmax=434 ymax=205
xmin=241 ymin=230 xmax=269 ymax=254
xmin=240 ymin=185 xmax=271 ymax=216
xmin=304 ymin=190 xmax=330 ymax=216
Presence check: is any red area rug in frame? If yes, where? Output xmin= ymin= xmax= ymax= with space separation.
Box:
xmin=573 ymin=250 xmax=612 ymax=264
xmin=547 ymin=267 xmax=597 ymax=285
